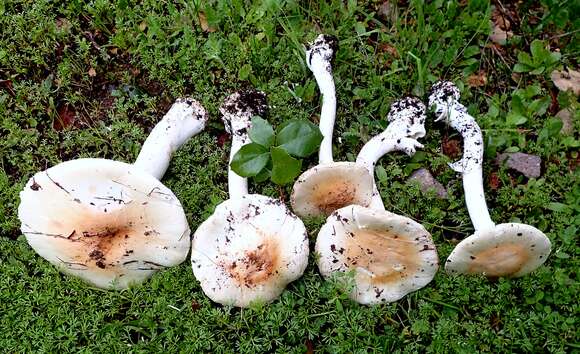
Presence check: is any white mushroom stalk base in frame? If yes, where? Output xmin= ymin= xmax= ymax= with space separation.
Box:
xmin=356 ymin=96 xmax=427 ymax=210
xmin=19 ymin=159 xmax=190 ymax=289
xmin=292 ymin=35 xmax=376 ymax=218
xmin=306 ymin=34 xmax=338 ymax=165
xmin=316 ymin=205 xmax=438 ymax=305
xmin=191 ymin=194 xmax=309 ymax=308
xmin=429 ymin=81 xmax=551 ymax=277
xmin=134 ymin=98 xmax=208 ymax=180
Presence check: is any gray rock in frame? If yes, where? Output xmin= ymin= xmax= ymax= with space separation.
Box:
xmin=408 ymin=168 xmax=448 ymax=199
xmin=496 ymin=152 xmax=542 ymax=178
xmin=555 ymin=108 xmax=575 ymax=135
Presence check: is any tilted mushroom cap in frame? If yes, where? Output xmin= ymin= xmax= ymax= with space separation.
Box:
xmin=445 ymin=223 xmax=551 ymax=278
xmin=316 ymin=205 xmax=438 ymax=305
xmin=291 ymin=162 xmax=374 ymax=218
xmin=191 ymin=194 xmax=309 ymax=307
xmin=18 ymin=158 xmax=190 ymax=289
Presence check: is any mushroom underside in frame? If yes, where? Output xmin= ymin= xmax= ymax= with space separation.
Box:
xmin=291 ymin=162 xmax=374 ymax=218
xmin=19 ymin=158 xmax=190 ymax=289
xmin=316 ymin=205 xmax=438 ymax=305
xmin=445 ymin=223 xmax=551 ymax=278
xmin=192 ymin=194 xmax=309 ymax=307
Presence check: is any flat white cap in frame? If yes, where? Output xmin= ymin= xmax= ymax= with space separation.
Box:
xmin=18 ymin=158 xmax=190 ymax=289
xmin=316 ymin=205 xmax=438 ymax=304
xmin=291 ymin=162 xmax=374 ymax=217
xmin=191 ymin=194 xmax=309 ymax=307
xmin=445 ymin=223 xmax=551 ymax=277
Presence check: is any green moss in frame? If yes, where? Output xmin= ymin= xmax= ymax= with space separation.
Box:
xmin=1 ymin=0 xmax=579 ymax=352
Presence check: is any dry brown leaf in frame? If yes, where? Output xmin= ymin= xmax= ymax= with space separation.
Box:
xmin=442 ymin=136 xmax=461 ymax=159
xmin=489 ymin=22 xmax=513 ymax=45
xmin=467 ymin=70 xmax=488 ymax=87
xmin=377 ymin=1 xmax=398 ymax=24
xmin=54 ymin=104 xmax=76 ymax=131
xmin=491 ymin=6 xmax=511 ymax=30
xmin=378 ymin=42 xmax=398 ymax=57
xmin=198 ymin=12 xmax=216 ymax=33
xmin=55 ymin=18 xmax=71 ymax=31
xmin=88 ymin=67 xmax=96 ymax=77
xmin=489 ymin=172 xmax=501 ymax=191
xmin=551 ymin=69 xmax=580 ymax=96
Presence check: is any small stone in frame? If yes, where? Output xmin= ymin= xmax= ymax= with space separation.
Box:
xmin=555 ymin=108 xmax=575 ymax=135
xmin=407 ymin=168 xmax=448 ymax=199
xmin=496 ymin=152 xmax=541 ymax=178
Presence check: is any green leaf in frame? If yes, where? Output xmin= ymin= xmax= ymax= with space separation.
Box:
xmin=270 ymin=147 xmax=302 ymax=185
xmin=249 ymin=116 xmax=274 ymax=147
xmin=506 ymin=113 xmax=527 ymax=126
xmin=530 ymin=66 xmax=545 ymax=75
xmin=517 ymin=52 xmax=533 ymax=66
xmin=513 ymin=63 xmax=530 ymax=73
xmin=238 ymin=64 xmax=252 ymax=80
xmin=254 ymin=167 xmax=271 ymax=183
xmin=547 ymin=52 xmax=561 ymax=65
xmin=230 ymin=143 xmax=270 ymax=177
xmin=530 ymin=40 xmax=547 ymax=61
xmin=275 ymin=119 xmax=323 ymax=158
xmin=546 ymin=202 xmax=568 ymax=212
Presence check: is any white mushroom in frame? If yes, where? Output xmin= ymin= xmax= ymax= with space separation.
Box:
xmin=356 ymin=96 xmax=426 ymax=210
xmin=429 ymin=81 xmax=551 ymax=277
xmin=18 ymin=98 xmax=208 ymax=289
xmin=316 ymin=97 xmax=438 ymax=305
xmin=191 ymin=90 xmax=309 ymax=308
xmin=291 ymin=35 xmax=374 ymax=217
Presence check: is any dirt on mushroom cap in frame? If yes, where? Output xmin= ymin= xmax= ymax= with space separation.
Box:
xmin=291 ymin=162 xmax=374 ymax=218
xmin=191 ymin=194 xmax=309 ymax=308
xmin=316 ymin=205 xmax=438 ymax=304
xmin=445 ymin=223 xmax=551 ymax=278
xmin=18 ymin=158 xmax=190 ymax=289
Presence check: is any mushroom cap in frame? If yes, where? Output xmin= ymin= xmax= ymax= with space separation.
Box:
xmin=316 ymin=205 xmax=438 ymax=305
xmin=445 ymin=223 xmax=551 ymax=278
xmin=291 ymin=162 xmax=374 ymax=218
xmin=18 ymin=158 xmax=190 ymax=289
xmin=191 ymin=194 xmax=309 ymax=307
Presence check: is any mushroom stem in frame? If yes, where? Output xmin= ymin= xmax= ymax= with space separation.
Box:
xmin=220 ymin=90 xmax=269 ymax=199
xmin=306 ymin=35 xmax=338 ymax=165
xmin=356 ymin=97 xmax=427 ymax=211
xmin=134 ymin=98 xmax=207 ymax=180
xmin=429 ymin=81 xmax=495 ymax=232
xmin=356 ymin=127 xmax=400 ymax=210
xmin=227 ymin=124 xmax=250 ymax=199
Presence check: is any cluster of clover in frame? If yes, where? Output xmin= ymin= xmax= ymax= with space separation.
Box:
xmin=19 ymin=35 xmax=551 ymax=307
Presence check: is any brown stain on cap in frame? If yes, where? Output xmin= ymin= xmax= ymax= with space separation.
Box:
xmin=226 ymin=239 xmax=280 ymax=288
xmin=313 ymin=178 xmax=361 ymax=215
xmin=468 ymin=243 xmax=529 ymax=277
xmin=51 ymin=204 xmax=143 ymax=271
xmin=344 ymin=227 xmax=421 ymax=285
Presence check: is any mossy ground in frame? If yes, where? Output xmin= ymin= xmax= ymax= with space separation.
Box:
xmin=1 ymin=0 xmax=579 ymax=352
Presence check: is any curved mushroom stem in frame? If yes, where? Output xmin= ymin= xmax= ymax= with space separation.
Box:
xmin=220 ymin=90 xmax=268 ymax=199
xmin=356 ymin=97 xmax=427 ymax=210
xmin=134 ymin=98 xmax=208 ymax=180
xmin=306 ymin=34 xmax=338 ymax=165
xmin=429 ymin=81 xmax=495 ymax=232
